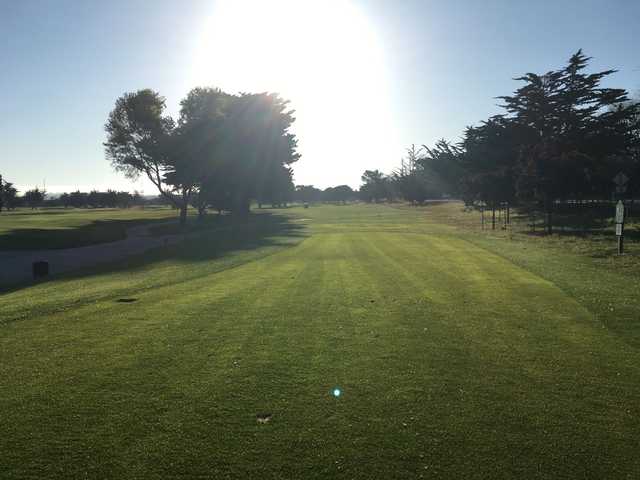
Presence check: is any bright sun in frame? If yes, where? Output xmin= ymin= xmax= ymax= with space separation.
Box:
xmin=189 ymin=0 xmax=400 ymax=187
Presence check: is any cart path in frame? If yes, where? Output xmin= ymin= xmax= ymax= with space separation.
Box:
xmin=0 ymin=222 xmax=185 ymax=287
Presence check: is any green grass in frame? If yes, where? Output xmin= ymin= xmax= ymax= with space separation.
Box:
xmin=1 ymin=203 xmax=639 ymax=479
xmin=0 ymin=207 xmax=179 ymax=250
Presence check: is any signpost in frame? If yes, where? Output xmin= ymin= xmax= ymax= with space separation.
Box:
xmin=615 ymin=200 xmax=625 ymax=255
xmin=612 ymin=172 xmax=629 ymax=256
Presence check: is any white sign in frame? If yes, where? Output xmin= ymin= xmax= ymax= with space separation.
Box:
xmin=615 ymin=200 xmax=625 ymax=224
xmin=616 ymin=223 xmax=623 ymax=236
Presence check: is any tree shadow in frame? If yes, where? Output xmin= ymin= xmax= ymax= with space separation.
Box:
xmin=152 ymin=211 xmax=307 ymax=262
xmin=2 ymin=209 xmax=72 ymax=216
xmin=0 ymin=217 xmax=176 ymax=251
xmin=516 ymin=204 xmax=635 ymax=237
xmin=0 ymin=211 xmax=307 ymax=295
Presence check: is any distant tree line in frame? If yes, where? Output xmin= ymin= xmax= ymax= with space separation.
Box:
xmin=105 ymin=87 xmax=300 ymax=225
xmin=55 ymin=190 xmax=144 ymax=209
xmin=360 ymin=51 xmax=640 ymax=233
xmin=0 ymin=179 xmax=47 ymax=211
xmin=0 ymin=177 xmax=147 ymax=211
xmin=293 ymin=184 xmax=358 ymax=204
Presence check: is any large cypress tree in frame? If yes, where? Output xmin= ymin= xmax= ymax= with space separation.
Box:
xmin=499 ymin=50 xmax=638 ymax=233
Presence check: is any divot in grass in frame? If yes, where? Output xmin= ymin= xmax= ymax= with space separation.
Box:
xmin=256 ymin=413 xmax=273 ymax=424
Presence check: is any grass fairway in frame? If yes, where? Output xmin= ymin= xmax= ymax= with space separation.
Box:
xmin=1 ymin=204 xmax=639 ymax=479
xmin=0 ymin=207 xmax=178 ymax=250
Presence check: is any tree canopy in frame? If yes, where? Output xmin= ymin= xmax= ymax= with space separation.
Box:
xmin=360 ymin=50 xmax=640 ymax=233
xmin=0 ymin=175 xmax=19 ymax=212
xmin=105 ymin=88 xmax=300 ymax=223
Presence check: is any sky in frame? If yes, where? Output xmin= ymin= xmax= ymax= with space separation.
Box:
xmin=1 ymin=0 xmax=639 ymax=194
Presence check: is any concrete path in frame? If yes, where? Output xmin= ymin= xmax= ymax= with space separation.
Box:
xmin=0 ymin=222 xmax=185 ymax=288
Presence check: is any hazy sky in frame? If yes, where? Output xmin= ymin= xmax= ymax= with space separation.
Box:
xmin=1 ymin=0 xmax=639 ymax=193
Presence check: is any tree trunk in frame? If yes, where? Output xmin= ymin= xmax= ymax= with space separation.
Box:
xmin=544 ymin=195 xmax=553 ymax=235
xmin=197 ymin=205 xmax=206 ymax=220
xmin=233 ymin=195 xmax=250 ymax=218
xmin=492 ymin=207 xmax=496 ymax=230
xmin=179 ymin=204 xmax=188 ymax=226
xmin=178 ymin=188 xmax=191 ymax=226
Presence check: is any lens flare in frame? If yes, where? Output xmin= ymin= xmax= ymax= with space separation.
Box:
xmin=333 ymin=388 xmax=341 ymax=397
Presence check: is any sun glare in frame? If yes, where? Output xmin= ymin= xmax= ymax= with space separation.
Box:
xmin=190 ymin=0 xmax=399 ymax=186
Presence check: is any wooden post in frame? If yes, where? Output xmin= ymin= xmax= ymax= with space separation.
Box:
xmin=618 ymin=234 xmax=624 ymax=255
xmin=531 ymin=209 xmax=536 ymax=233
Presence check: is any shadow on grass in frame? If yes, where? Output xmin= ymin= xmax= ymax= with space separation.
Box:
xmin=513 ymin=204 xmax=639 ymax=237
xmin=1 ymin=209 xmax=73 ymax=216
xmin=520 ymin=219 xmax=640 ymax=246
xmin=0 ymin=211 xmax=307 ymax=295
xmin=0 ymin=217 xmax=176 ymax=251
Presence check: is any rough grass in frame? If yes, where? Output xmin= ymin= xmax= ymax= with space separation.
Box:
xmin=0 ymin=207 xmax=179 ymax=250
xmin=1 ymin=203 xmax=639 ymax=479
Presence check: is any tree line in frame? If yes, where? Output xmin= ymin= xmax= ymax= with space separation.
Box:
xmin=0 ymin=180 xmax=49 ymax=211
xmin=360 ymin=51 xmax=640 ymax=233
xmin=55 ymin=190 xmax=144 ymax=209
xmin=294 ymin=184 xmax=357 ymax=204
xmin=105 ymin=87 xmax=300 ymax=224
xmin=0 ymin=179 xmax=147 ymax=211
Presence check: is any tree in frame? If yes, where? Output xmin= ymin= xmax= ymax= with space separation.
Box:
xmin=59 ymin=192 xmax=71 ymax=208
xmin=420 ymin=140 xmax=464 ymax=196
xmin=0 ymin=176 xmax=18 ymax=212
xmin=393 ymin=145 xmax=430 ymax=204
xmin=104 ymin=89 xmax=193 ymax=224
xmin=185 ymin=91 xmax=300 ymax=216
xmin=114 ymin=191 xmax=132 ymax=208
xmin=393 ymin=141 xmax=463 ymax=204
xmin=69 ymin=190 xmax=88 ymax=208
xmin=256 ymin=165 xmax=294 ymax=208
xmin=132 ymin=191 xmax=144 ymax=206
xmin=459 ymin=117 xmax=521 ymax=228
xmin=24 ymin=187 xmax=45 ymax=209
xmin=360 ymin=170 xmax=390 ymax=203
xmin=499 ymin=50 xmax=638 ymax=233
xmin=170 ymin=88 xmax=231 ymax=219
xmin=87 ymin=190 xmax=102 ymax=208
xmin=107 ymin=88 xmax=300 ymax=223
xmin=322 ymin=185 xmax=355 ymax=204
xmin=294 ymin=185 xmax=323 ymax=204
xmin=197 ymin=174 xmax=233 ymax=214
xmin=216 ymin=92 xmax=300 ymax=216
